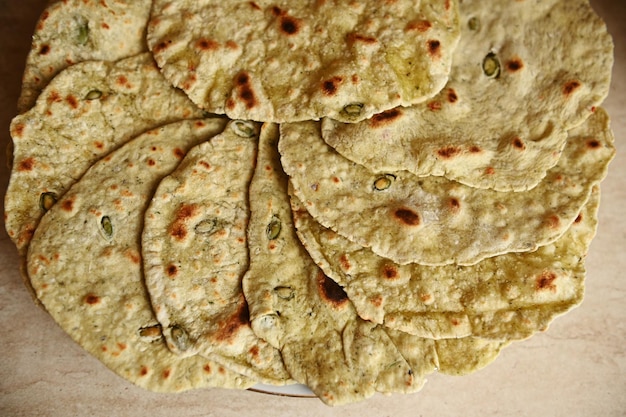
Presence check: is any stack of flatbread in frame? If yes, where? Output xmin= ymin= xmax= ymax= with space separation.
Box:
xmin=5 ymin=0 xmax=615 ymax=406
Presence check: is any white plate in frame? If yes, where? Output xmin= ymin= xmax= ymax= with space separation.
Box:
xmin=250 ymin=383 xmax=316 ymax=398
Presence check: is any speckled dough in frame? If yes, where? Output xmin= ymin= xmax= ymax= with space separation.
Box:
xmin=147 ymin=0 xmax=460 ymax=123
xmin=27 ymin=119 xmax=256 ymax=392
xmin=321 ymin=0 xmax=613 ymax=191
xmin=292 ymin=186 xmax=601 ymax=340
xmin=142 ymin=121 xmax=292 ymax=386
xmin=279 ymin=108 xmax=615 ymax=266
xmin=17 ymin=0 xmax=151 ymax=113
xmin=6 ymin=53 xmax=204 ymax=256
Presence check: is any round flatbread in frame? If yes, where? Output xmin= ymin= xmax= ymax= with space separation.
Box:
xmin=321 ymin=0 xmax=613 ymax=191
xmin=27 ymin=119 xmax=256 ymax=392
xmin=147 ymin=0 xmax=460 ymax=123
xmin=142 ymin=121 xmax=292 ymax=385
xmin=7 ymin=52 xmax=204 ymax=256
xmin=17 ymin=0 xmax=151 ymax=113
xmin=279 ymin=108 xmax=615 ymax=266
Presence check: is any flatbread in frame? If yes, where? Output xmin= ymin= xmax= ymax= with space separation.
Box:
xmin=241 ymin=123 xmax=509 ymax=404
xmin=291 ymin=185 xmax=602 ymax=340
xmin=17 ymin=0 xmax=151 ymax=113
xmin=26 ymin=119 xmax=256 ymax=392
xmin=142 ymin=121 xmax=292 ymax=385
xmin=321 ymin=0 xmax=613 ymax=191
xmin=241 ymin=123 xmax=433 ymax=405
xmin=147 ymin=0 xmax=460 ymax=123
xmin=279 ymin=108 xmax=615 ymax=266
xmin=6 ymin=52 xmax=205 ymax=256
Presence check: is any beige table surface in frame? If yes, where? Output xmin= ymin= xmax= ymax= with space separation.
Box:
xmin=1 ymin=1 xmax=624 ymax=416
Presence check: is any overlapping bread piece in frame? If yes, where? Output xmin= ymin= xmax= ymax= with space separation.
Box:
xmin=18 ymin=0 xmax=151 ymax=113
xmin=27 ymin=119 xmax=257 ymax=392
xmin=292 ymin=185 xmax=601 ymax=340
xmin=147 ymin=0 xmax=460 ymax=123
xmin=141 ymin=121 xmax=292 ymax=385
xmin=279 ymin=108 xmax=615 ymax=266
xmin=242 ymin=124 xmax=435 ymax=404
xmin=241 ymin=123 xmax=507 ymax=405
xmin=6 ymin=53 xmax=205 ymax=256
xmin=321 ymin=0 xmax=613 ymax=191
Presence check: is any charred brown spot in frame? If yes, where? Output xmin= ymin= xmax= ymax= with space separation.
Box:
xmin=451 ymin=318 xmax=461 ymax=326
xmin=47 ymin=90 xmax=62 ymax=104
xmin=39 ymin=44 xmax=50 ymax=55
xmin=428 ymin=101 xmax=442 ymax=111
xmin=348 ymin=33 xmax=377 ymax=44
xmin=162 ymin=369 xmax=171 ymax=379
xmin=321 ymin=76 xmax=343 ymax=96
xmin=574 ymin=213 xmax=583 ymax=224
xmin=280 ymin=16 xmax=301 ymax=35
xmin=139 ymin=366 xmax=149 ymax=376
xmin=563 ymin=80 xmax=581 ymax=96
xmin=249 ymin=345 xmax=260 ymax=358
xmin=485 ymin=167 xmax=495 ymax=175
xmin=125 ymin=249 xmax=140 ymax=264
xmin=317 ymin=272 xmax=348 ymax=306
xmin=166 ymin=264 xmax=178 ymax=278
xmin=65 ymin=95 xmax=78 ymax=109
xmin=147 ymin=158 xmax=156 ymax=166
xmin=449 ymin=197 xmax=461 ymax=211
xmin=470 ymin=146 xmax=482 ymax=153
xmin=200 ymin=161 xmax=211 ymax=169
xmin=369 ymin=295 xmax=383 ymax=307
xmin=234 ymin=72 xmax=258 ymax=109
xmin=506 ymin=58 xmax=524 ymax=72
xmin=545 ymin=214 xmax=560 ymax=229
xmin=101 ymin=22 xmax=110 ymax=29
xmin=394 ymin=208 xmax=420 ymax=226
xmin=339 ymin=254 xmax=351 ymax=271
xmin=249 ymin=1 xmax=261 ymax=10
xmin=12 ymin=123 xmax=25 ymax=138
xmin=18 ymin=157 xmax=35 ymax=171
xmin=586 ymin=139 xmax=601 ymax=149
xmin=153 ymin=39 xmax=172 ymax=53
xmin=236 ymin=72 xmax=250 ymax=85
xmin=447 ymin=89 xmax=458 ymax=103
xmin=512 ymin=137 xmax=526 ymax=150
xmin=203 ymin=364 xmax=212 ymax=373
xmin=84 ymin=293 xmax=100 ymax=305
xmin=61 ymin=197 xmax=74 ymax=212
xmin=382 ymin=264 xmax=399 ymax=279
xmin=370 ymin=108 xmax=403 ymax=128
xmin=406 ymin=19 xmax=431 ymax=32
xmin=437 ymin=146 xmax=461 ymax=159
xmin=173 ymin=148 xmax=185 ymax=159
xmin=215 ymin=299 xmax=250 ymax=342
xmin=170 ymin=224 xmax=187 ymax=241
xmin=427 ymin=39 xmax=441 ymax=58
xmin=94 ymin=141 xmax=104 ymax=150
xmin=536 ymin=271 xmax=557 ymax=292
xmin=117 ymin=343 xmax=127 ymax=351
xmin=197 ymin=38 xmax=219 ymax=50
